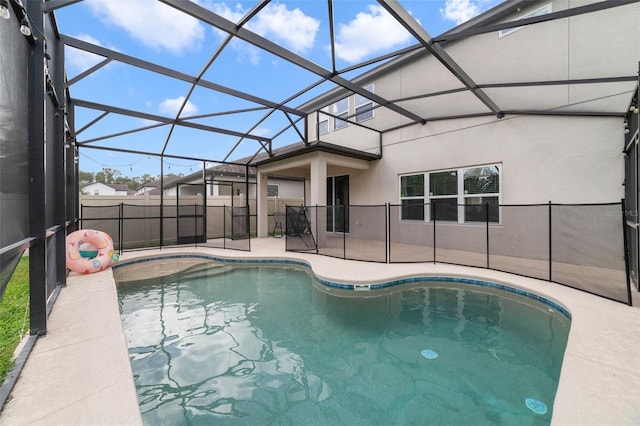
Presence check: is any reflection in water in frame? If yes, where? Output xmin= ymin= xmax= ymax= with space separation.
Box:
xmin=117 ymin=264 xmax=569 ymax=425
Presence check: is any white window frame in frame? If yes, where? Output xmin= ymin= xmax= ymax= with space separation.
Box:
xmin=355 ymin=84 xmax=374 ymax=123
xmin=333 ymin=97 xmax=349 ymax=130
xmin=429 ymin=169 xmax=459 ymax=222
xmin=399 ymin=173 xmax=426 ymax=221
xmin=399 ymin=164 xmax=502 ymax=223
xmin=498 ymin=3 xmax=552 ymax=38
xmin=318 ymin=106 xmax=329 ymax=136
xmin=462 ymin=165 xmax=501 ymax=224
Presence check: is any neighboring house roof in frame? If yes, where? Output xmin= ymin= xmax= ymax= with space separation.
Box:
xmin=136 ymin=175 xmax=183 ymax=194
xmin=110 ymin=184 xmax=133 ymax=193
xmin=160 ymin=143 xmax=308 ymax=190
xmin=82 ymin=182 xmax=135 ymax=195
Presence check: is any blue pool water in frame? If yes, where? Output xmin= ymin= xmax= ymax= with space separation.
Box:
xmin=116 ymin=262 xmax=570 ymax=425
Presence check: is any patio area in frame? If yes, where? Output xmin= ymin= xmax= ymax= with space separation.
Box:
xmin=1 ymin=237 xmax=639 ymax=425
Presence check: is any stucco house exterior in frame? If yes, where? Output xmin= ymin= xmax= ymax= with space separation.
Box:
xmin=81 ymin=182 xmax=134 ymax=196
xmin=252 ymin=0 xmax=639 ymax=242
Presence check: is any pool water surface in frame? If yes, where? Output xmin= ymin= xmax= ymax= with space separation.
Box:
xmin=116 ymin=262 xmax=570 ymax=425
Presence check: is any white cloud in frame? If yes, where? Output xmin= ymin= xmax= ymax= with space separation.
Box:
xmin=333 ymin=5 xmax=412 ymax=63
xmin=65 ymin=34 xmax=111 ymax=72
xmin=440 ymin=0 xmax=481 ymax=25
xmin=207 ymin=2 xmax=319 ymax=64
xmin=87 ymin=0 xmax=204 ymax=54
xmin=208 ymin=2 xmax=245 ymax=26
xmin=250 ymin=3 xmax=319 ymax=53
xmin=250 ymin=127 xmax=272 ymax=137
xmin=158 ymin=96 xmax=198 ymax=117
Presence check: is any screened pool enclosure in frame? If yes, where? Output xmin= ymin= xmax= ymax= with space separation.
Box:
xmin=1 ymin=1 xmax=639 ymax=407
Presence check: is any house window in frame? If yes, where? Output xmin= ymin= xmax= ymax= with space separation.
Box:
xmin=463 ymin=166 xmax=500 ymax=222
xmin=429 ymin=170 xmax=458 ymax=221
xmin=94 ymin=189 xmax=99 ymax=196
xmin=267 ymin=184 xmax=279 ymax=197
xmin=333 ymin=98 xmax=349 ymax=130
xmin=318 ymin=106 xmax=329 ymax=136
xmin=400 ymin=174 xmax=425 ymax=220
xmin=355 ymin=84 xmax=374 ymax=122
xmin=499 ymin=4 xmax=552 ymax=38
xmin=400 ymin=164 xmax=501 ymax=223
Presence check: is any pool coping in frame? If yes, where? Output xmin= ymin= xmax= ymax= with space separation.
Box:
xmin=1 ymin=239 xmax=639 ymax=425
xmin=114 ymin=252 xmax=572 ymax=319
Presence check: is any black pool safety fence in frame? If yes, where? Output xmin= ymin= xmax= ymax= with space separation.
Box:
xmin=285 ymin=202 xmax=634 ymax=306
xmin=80 ymin=203 xmax=253 ymax=253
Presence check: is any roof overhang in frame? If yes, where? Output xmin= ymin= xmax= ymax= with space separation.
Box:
xmin=254 ymin=141 xmax=381 ymax=167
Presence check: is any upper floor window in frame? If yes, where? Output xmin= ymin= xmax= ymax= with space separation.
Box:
xmin=318 ymin=106 xmax=329 ymax=136
xmin=355 ymin=84 xmax=374 ymax=122
xmin=499 ymin=3 xmax=552 ymax=38
xmin=333 ymin=98 xmax=349 ymax=130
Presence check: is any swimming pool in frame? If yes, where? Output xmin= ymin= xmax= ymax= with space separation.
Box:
xmin=116 ymin=260 xmax=570 ymax=425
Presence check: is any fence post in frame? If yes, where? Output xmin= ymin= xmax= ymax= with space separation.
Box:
xmin=315 ymin=204 xmax=319 ymax=254
xmin=385 ymin=203 xmax=389 ymax=264
xmin=284 ymin=204 xmax=288 ymax=251
xmin=548 ymin=201 xmax=552 ymax=282
xmin=119 ymin=202 xmax=123 ymax=254
xmin=432 ymin=202 xmax=437 ymax=263
xmin=223 ymin=204 xmax=226 ymax=250
xmin=194 ymin=203 xmax=198 ymax=249
xmin=486 ymin=202 xmax=490 ymax=269
xmin=621 ymin=199 xmax=633 ymax=306
xmin=343 ymin=204 xmax=346 ymax=260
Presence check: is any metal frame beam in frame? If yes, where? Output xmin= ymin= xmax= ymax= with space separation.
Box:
xmin=75 ymin=110 xmax=109 ymax=136
xmin=336 ymin=44 xmax=423 ymax=75
xmin=72 ymin=98 xmax=270 ymax=143
xmin=386 ymin=76 xmax=638 ymax=105
xmin=65 ymin=58 xmax=112 ymax=87
xmin=159 ymin=0 xmax=427 ymax=125
xmin=478 ymin=76 xmax=639 ymax=88
xmin=78 ymin=122 xmax=169 ymax=145
xmin=52 ymin=27 xmax=67 ymax=290
xmin=328 ymin=0 xmax=337 ymax=73
xmin=27 ymin=0 xmax=47 ymax=336
xmin=80 ymin=144 xmax=249 ymax=167
xmin=42 ymin=0 xmax=85 ymax=13
xmin=181 ymin=106 xmax=269 ymax=121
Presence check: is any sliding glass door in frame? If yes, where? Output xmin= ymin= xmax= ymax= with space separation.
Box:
xmin=327 ymin=175 xmax=349 ymax=233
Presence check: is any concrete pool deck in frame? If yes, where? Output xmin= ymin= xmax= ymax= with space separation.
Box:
xmin=1 ymin=237 xmax=639 ymax=425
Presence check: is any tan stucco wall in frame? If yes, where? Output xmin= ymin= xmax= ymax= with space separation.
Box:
xmin=349 ymin=114 xmax=624 ymax=205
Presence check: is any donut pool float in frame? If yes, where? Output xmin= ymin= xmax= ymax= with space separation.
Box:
xmin=66 ymin=229 xmax=119 ymax=274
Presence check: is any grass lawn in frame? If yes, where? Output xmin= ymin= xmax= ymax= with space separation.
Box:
xmin=0 ymin=257 xmax=29 ymax=383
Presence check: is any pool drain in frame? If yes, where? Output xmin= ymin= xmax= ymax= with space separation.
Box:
xmin=421 ymin=349 xmax=438 ymax=359
xmin=525 ymin=398 xmax=547 ymax=415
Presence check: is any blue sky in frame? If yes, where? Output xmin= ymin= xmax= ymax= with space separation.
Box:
xmin=54 ymin=0 xmax=501 ymax=178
